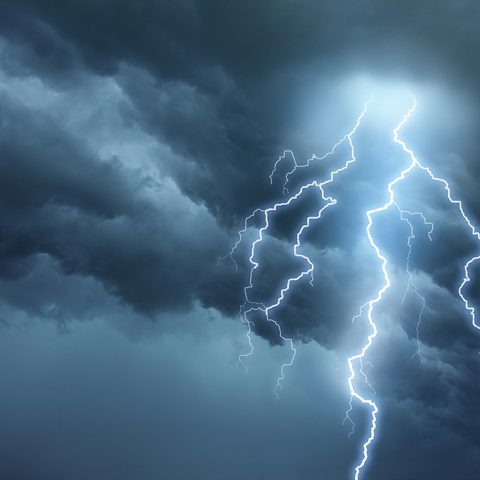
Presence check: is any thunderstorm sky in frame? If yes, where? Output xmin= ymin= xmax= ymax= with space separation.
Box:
xmin=0 ymin=2 xmax=479 ymax=479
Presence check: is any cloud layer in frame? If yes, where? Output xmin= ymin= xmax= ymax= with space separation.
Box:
xmin=0 ymin=1 xmax=479 ymax=478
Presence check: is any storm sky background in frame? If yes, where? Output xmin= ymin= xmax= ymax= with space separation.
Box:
xmin=0 ymin=1 xmax=479 ymax=479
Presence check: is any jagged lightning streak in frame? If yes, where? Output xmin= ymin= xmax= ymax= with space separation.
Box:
xmin=348 ymin=94 xmax=480 ymax=480
xmin=269 ymin=150 xmax=295 ymax=194
xmin=394 ymin=95 xmax=480 ymax=334
xmin=397 ymin=206 xmax=434 ymax=359
xmin=270 ymin=106 xmax=374 ymax=194
xmin=226 ymin=98 xmax=373 ymax=396
xmin=346 ymin=100 xmax=426 ymax=480
xmin=225 ymin=91 xmax=480 ymax=478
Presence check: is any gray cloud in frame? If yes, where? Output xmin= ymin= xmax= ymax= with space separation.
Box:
xmin=0 ymin=1 xmax=479 ymax=478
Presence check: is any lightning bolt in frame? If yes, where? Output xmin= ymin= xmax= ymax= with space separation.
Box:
xmin=269 ymin=149 xmax=295 ymax=194
xmin=397 ymin=206 xmax=434 ymax=359
xmin=226 ymin=98 xmax=373 ymax=395
xmin=347 ymin=93 xmax=480 ymax=479
xmin=394 ymin=96 xmax=480 ymax=335
xmin=225 ymin=91 xmax=479 ymax=478
xmin=345 ymin=100 xmax=425 ymax=479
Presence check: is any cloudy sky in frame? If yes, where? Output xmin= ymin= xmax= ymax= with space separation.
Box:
xmin=0 ymin=1 xmax=479 ymax=479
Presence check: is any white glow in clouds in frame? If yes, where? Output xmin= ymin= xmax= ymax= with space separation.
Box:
xmin=226 ymin=91 xmax=480 ymax=479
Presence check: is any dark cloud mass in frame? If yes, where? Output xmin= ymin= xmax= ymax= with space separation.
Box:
xmin=0 ymin=1 xmax=479 ymax=479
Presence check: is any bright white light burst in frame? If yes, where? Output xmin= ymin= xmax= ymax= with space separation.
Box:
xmin=224 ymin=93 xmax=480 ymax=479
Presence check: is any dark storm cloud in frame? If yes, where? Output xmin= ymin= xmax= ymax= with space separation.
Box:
xmin=372 ymin=309 xmax=480 ymax=449
xmin=0 ymin=94 xmax=138 ymax=219
xmin=3 ymin=0 xmax=480 ymax=225
xmin=6 ymin=0 xmax=479 ymax=84
xmin=0 ymin=82 xmax=240 ymax=317
xmin=0 ymin=2 xmax=479 ymax=478
xmin=0 ymin=0 xmax=478 ymax=359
